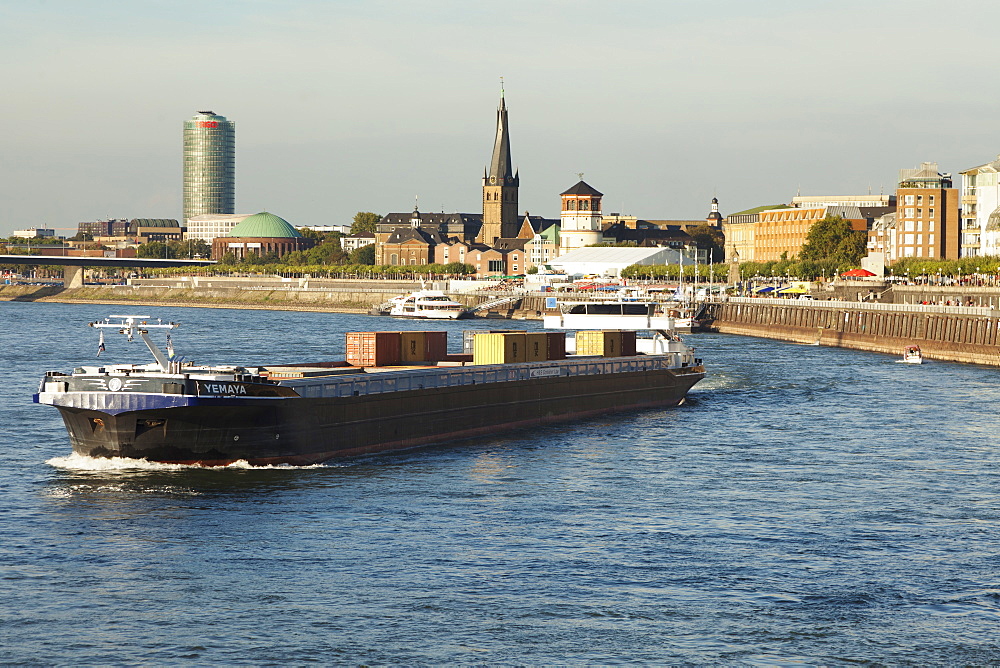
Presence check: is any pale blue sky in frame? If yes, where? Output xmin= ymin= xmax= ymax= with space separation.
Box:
xmin=2 ymin=0 xmax=998 ymax=235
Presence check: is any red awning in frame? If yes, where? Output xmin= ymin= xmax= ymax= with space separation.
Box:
xmin=841 ymin=268 xmax=876 ymax=277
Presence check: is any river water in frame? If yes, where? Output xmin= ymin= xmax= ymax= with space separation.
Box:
xmin=2 ymin=301 xmax=1000 ymax=664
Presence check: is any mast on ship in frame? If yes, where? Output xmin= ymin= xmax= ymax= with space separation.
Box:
xmin=90 ymin=315 xmax=179 ymax=371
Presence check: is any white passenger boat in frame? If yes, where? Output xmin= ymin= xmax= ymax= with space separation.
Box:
xmin=388 ymin=290 xmax=468 ymax=319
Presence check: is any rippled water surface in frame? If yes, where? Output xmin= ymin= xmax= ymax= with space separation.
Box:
xmin=3 ymin=301 xmax=1000 ymax=664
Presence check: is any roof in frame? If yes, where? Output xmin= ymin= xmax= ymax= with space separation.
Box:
xmin=825 ymin=206 xmax=865 ymax=220
xmin=603 ymin=223 xmax=692 ymax=245
xmin=521 ymin=214 xmax=559 ymax=233
xmin=728 ymin=204 xmax=787 ymax=216
xmin=960 ymin=156 xmax=1000 ymax=174
xmin=346 ymin=231 xmax=376 ymax=239
xmin=227 ymin=212 xmax=302 ymax=238
xmin=131 ymin=219 xmax=180 ymax=228
xmin=188 ymin=213 xmax=251 ymax=222
xmin=493 ymin=238 xmax=529 ymax=251
xmin=384 ymin=227 xmax=438 ymax=245
xmin=560 ymin=180 xmax=603 ymax=197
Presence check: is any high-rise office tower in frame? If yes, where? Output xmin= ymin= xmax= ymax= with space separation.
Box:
xmin=183 ymin=110 xmax=235 ymax=224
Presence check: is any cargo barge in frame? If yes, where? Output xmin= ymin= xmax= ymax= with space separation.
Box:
xmin=35 ymin=315 xmax=705 ymax=466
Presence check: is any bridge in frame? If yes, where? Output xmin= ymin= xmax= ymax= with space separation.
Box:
xmin=0 ymin=256 xmax=217 ymax=288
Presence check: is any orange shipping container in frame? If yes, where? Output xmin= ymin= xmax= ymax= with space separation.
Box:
xmin=346 ymin=332 xmax=401 ymax=367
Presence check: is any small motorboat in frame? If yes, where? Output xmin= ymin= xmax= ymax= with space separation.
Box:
xmin=898 ymin=345 xmax=923 ymax=364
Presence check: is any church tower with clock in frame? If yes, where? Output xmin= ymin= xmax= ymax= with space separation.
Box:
xmin=479 ymin=86 xmax=520 ymax=245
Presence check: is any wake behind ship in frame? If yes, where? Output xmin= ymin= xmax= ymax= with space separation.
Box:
xmin=35 ymin=316 xmax=705 ymax=466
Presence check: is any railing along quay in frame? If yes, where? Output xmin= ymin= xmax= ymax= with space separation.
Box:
xmin=725 ymin=296 xmax=994 ymax=317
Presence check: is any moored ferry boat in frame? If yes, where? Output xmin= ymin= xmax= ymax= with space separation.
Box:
xmin=35 ymin=315 xmax=705 ymax=466
xmin=543 ymin=300 xmax=678 ymax=331
xmin=388 ymin=290 xmax=468 ymax=319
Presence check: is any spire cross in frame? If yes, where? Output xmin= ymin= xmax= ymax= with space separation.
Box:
xmin=577 ymin=172 xmax=584 ymax=181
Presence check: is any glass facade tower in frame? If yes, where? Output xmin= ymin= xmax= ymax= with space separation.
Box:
xmin=183 ymin=111 xmax=235 ymax=224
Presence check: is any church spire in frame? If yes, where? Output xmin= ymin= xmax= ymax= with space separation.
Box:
xmin=480 ymin=82 xmax=520 ymax=245
xmin=487 ymin=83 xmax=517 ymax=187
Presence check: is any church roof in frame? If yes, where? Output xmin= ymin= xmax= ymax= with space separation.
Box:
xmin=521 ymin=215 xmax=559 ymax=233
xmin=228 ymin=212 xmax=301 ymax=238
xmin=561 ymin=181 xmax=603 ymax=197
xmin=493 ymin=237 xmax=529 ymax=251
xmin=379 ymin=212 xmax=481 ymax=227
xmin=385 ymin=227 xmax=439 ymax=245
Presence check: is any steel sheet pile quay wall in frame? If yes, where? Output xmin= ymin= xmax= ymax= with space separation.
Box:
xmin=709 ymin=301 xmax=1000 ymax=366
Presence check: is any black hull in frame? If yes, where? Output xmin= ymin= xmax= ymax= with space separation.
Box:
xmin=54 ymin=366 xmax=704 ymax=465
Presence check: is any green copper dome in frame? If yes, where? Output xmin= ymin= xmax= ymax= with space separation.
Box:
xmin=227 ymin=212 xmax=302 ymax=238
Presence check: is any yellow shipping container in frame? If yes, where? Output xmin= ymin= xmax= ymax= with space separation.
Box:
xmin=473 ymin=332 xmax=526 ymax=365
xmin=399 ymin=331 xmax=427 ymax=362
xmin=575 ymin=330 xmax=623 ymax=357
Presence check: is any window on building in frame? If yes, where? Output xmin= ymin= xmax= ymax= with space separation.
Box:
xmin=917 ymin=220 xmax=923 ymax=232
xmin=567 ymin=200 xmax=576 ymax=211
xmin=904 ymin=233 xmax=914 ymax=244
xmin=916 ymin=246 xmax=923 ymax=257
xmin=512 ymin=265 xmax=518 ymax=272
xmin=390 ymin=254 xmax=398 ymax=264
xmin=929 ymin=208 xmax=935 ymax=218
xmin=904 ymin=220 xmax=915 ymax=232
xmin=917 ymin=195 xmax=923 ymax=205
xmin=917 ymin=209 xmax=923 ymax=218
xmin=929 ymin=221 xmax=935 ymax=231
xmin=917 ymin=234 xmax=923 ymax=245
xmin=488 ymin=260 xmax=503 ymax=272
xmin=930 ymin=195 xmax=936 ymax=205
xmin=929 ymin=234 xmax=935 ymax=246
xmin=905 ymin=195 xmax=915 ymax=205
xmin=906 ymin=208 xmax=915 ymax=217
xmin=580 ymin=200 xmax=589 ymax=211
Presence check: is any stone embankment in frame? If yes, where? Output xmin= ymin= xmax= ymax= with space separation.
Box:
xmin=705 ymin=298 xmax=1000 ymax=366
xmin=0 ymin=281 xmax=551 ymax=319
